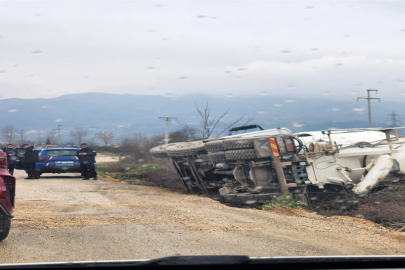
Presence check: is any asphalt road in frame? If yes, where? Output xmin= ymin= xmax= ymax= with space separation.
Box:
xmin=1 ymin=160 xmax=405 ymax=264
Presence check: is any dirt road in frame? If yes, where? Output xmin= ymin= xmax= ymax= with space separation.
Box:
xmin=1 ymin=157 xmax=405 ymax=263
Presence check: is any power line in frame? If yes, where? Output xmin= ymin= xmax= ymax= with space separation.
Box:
xmin=357 ymin=89 xmax=380 ymax=128
xmin=158 ymin=117 xmax=177 ymax=144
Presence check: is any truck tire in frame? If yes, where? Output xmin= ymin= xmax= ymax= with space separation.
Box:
xmin=204 ymin=141 xmax=224 ymax=152
xmin=222 ymin=138 xmax=254 ymax=150
xmin=225 ymin=149 xmax=257 ymax=160
xmin=166 ymin=141 xmax=207 ymax=157
xmin=150 ymin=144 xmax=171 ymax=158
xmin=207 ymin=151 xmax=226 ymax=162
xmin=0 ymin=219 xmax=11 ymax=242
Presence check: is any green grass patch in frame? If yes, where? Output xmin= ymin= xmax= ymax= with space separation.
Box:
xmin=95 ymin=163 xmax=165 ymax=186
xmin=262 ymin=195 xmax=306 ymax=210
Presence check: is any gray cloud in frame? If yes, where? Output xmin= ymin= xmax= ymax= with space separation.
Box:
xmin=0 ymin=1 xmax=405 ymax=100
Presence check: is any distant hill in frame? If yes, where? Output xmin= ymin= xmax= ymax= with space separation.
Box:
xmin=0 ymin=92 xmax=402 ymax=143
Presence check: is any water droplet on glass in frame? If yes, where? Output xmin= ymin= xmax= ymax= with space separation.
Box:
xmin=257 ymin=110 xmax=266 ymax=114
xmin=352 ymin=107 xmax=364 ymax=112
xmin=8 ymin=109 xmax=17 ymax=113
xmin=31 ymin=50 xmax=42 ymax=54
xmin=331 ymin=108 xmax=340 ymax=111
xmin=285 ymin=99 xmax=296 ymax=103
xmin=293 ymin=122 xmax=305 ymax=127
xmin=274 ymin=103 xmax=283 ymax=107
xmin=54 ymin=118 xmax=63 ymax=122
xmin=323 ymin=91 xmax=331 ymax=95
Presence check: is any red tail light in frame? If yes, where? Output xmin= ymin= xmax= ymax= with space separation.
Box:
xmin=284 ymin=138 xmax=295 ymax=152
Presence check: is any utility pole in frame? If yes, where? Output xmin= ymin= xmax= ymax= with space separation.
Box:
xmin=54 ymin=125 xmax=63 ymax=146
xmin=386 ymin=111 xmax=401 ymax=128
xmin=20 ymin=130 xmax=24 ymax=144
xmin=357 ymin=89 xmax=380 ymax=128
xmin=158 ymin=117 xmax=177 ymax=144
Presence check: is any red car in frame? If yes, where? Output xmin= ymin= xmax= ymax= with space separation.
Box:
xmin=0 ymin=149 xmax=16 ymax=241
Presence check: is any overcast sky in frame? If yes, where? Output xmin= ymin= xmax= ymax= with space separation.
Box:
xmin=1 ymin=0 xmax=405 ymax=101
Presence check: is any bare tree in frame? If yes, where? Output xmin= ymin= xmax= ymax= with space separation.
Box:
xmin=178 ymin=102 xmax=254 ymax=139
xmin=69 ymin=127 xmax=89 ymax=145
xmin=45 ymin=130 xmax=57 ymax=145
xmin=95 ymin=130 xmax=114 ymax=146
xmin=169 ymin=127 xmax=195 ymax=143
xmin=1 ymin=125 xmax=16 ymax=144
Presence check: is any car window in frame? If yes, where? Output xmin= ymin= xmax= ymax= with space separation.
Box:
xmin=43 ymin=150 xmax=78 ymax=156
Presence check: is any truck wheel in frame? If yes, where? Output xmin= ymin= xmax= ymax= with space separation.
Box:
xmin=207 ymin=151 xmax=226 ymax=162
xmin=166 ymin=141 xmax=207 ymax=157
xmin=204 ymin=141 xmax=224 ymax=152
xmin=222 ymin=138 xmax=254 ymax=150
xmin=225 ymin=149 xmax=257 ymax=160
xmin=0 ymin=219 xmax=11 ymax=242
xmin=150 ymin=144 xmax=171 ymax=158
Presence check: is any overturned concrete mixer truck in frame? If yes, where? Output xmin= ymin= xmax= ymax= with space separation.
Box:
xmin=150 ymin=125 xmax=405 ymax=206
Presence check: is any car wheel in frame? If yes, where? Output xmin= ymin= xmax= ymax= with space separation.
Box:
xmin=0 ymin=219 xmax=11 ymax=242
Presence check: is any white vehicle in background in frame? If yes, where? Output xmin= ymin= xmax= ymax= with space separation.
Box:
xmin=150 ymin=125 xmax=405 ymax=206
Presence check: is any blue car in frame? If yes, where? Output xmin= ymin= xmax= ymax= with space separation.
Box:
xmin=35 ymin=146 xmax=81 ymax=177
xmin=16 ymin=146 xmax=82 ymax=177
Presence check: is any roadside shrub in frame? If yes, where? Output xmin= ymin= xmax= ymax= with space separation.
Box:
xmin=97 ymin=158 xmax=186 ymax=192
xmin=262 ymin=195 xmax=306 ymax=210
